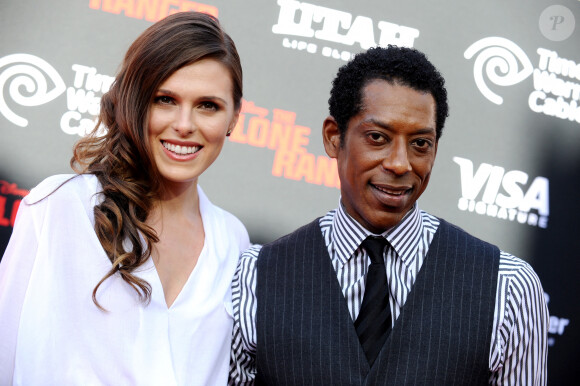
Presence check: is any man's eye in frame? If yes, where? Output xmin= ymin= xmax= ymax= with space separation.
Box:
xmin=413 ymin=139 xmax=432 ymax=149
xmin=369 ymin=132 xmax=384 ymax=142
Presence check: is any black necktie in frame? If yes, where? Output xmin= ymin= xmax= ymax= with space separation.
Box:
xmin=354 ymin=236 xmax=391 ymax=367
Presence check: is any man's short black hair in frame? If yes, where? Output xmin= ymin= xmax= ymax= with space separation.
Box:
xmin=328 ymin=45 xmax=449 ymax=142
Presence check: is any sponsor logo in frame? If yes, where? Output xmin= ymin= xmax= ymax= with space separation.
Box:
xmin=545 ymin=292 xmax=570 ymax=347
xmin=88 ymin=0 xmax=218 ymax=21
xmin=464 ymin=37 xmax=580 ymax=125
xmin=0 ymin=53 xmax=112 ymax=136
xmin=0 ymin=180 xmax=28 ymax=228
xmin=61 ymin=64 xmax=113 ymax=136
xmin=464 ymin=37 xmax=533 ymax=105
xmin=530 ymin=48 xmax=580 ymax=123
xmin=0 ymin=54 xmax=66 ymax=127
xmin=230 ymin=99 xmax=339 ymax=188
xmin=272 ymin=0 xmax=419 ymax=61
xmin=454 ymin=156 xmax=549 ymax=228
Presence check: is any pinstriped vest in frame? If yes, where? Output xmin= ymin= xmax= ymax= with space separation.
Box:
xmin=256 ymin=218 xmax=500 ymax=385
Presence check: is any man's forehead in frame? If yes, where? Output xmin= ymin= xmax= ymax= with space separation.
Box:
xmin=361 ymin=78 xmax=432 ymax=98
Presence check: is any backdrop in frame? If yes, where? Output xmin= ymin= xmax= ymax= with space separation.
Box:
xmin=1 ymin=1 xmax=578 ymax=383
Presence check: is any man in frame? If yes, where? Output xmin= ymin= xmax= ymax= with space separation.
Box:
xmin=229 ymin=46 xmax=548 ymax=385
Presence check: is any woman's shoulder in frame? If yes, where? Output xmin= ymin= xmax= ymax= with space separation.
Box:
xmin=220 ymin=208 xmax=247 ymax=238
xmin=24 ymin=174 xmax=99 ymax=205
xmin=210 ymin=203 xmax=248 ymax=238
xmin=198 ymin=186 xmax=248 ymax=242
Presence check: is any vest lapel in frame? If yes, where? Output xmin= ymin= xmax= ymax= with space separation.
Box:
xmin=365 ymin=219 xmax=498 ymax=385
xmin=363 ymin=221 xmax=446 ymax=383
xmin=257 ymin=219 xmax=370 ymax=384
xmin=311 ymin=221 xmax=370 ymax=374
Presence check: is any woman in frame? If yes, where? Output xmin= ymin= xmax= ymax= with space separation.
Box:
xmin=0 ymin=12 xmax=249 ymax=385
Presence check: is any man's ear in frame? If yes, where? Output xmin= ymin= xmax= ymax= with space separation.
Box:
xmin=322 ymin=116 xmax=341 ymax=159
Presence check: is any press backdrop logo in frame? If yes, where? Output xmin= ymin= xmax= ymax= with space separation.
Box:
xmin=88 ymin=0 xmax=218 ymax=22
xmin=0 ymin=53 xmax=113 ymax=136
xmin=61 ymin=64 xmax=113 ymax=136
xmin=272 ymin=0 xmax=419 ymax=61
xmin=0 ymin=180 xmax=28 ymax=229
xmin=0 ymin=54 xmax=65 ymax=127
xmin=229 ymin=99 xmax=340 ymax=188
xmin=464 ymin=37 xmax=580 ymax=125
xmin=545 ymin=292 xmax=570 ymax=347
xmin=453 ymin=156 xmax=549 ymax=228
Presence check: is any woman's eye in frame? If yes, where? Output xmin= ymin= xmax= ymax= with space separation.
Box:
xmin=200 ymin=101 xmax=218 ymax=110
xmin=154 ymin=96 xmax=173 ymax=105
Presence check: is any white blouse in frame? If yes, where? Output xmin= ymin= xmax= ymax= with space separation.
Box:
xmin=0 ymin=174 xmax=250 ymax=386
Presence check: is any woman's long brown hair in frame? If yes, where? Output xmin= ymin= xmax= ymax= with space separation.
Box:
xmin=71 ymin=12 xmax=243 ymax=310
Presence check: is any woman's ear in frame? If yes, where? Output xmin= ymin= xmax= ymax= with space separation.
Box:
xmin=322 ymin=116 xmax=341 ymax=158
xmin=226 ymin=109 xmax=241 ymax=137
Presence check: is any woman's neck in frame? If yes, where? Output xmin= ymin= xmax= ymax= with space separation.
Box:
xmin=151 ymin=180 xmax=201 ymax=222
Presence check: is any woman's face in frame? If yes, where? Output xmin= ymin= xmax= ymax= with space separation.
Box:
xmin=147 ymin=58 xmax=239 ymax=190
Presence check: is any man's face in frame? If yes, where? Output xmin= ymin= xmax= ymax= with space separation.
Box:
xmin=323 ymin=80 xmax=438 ymax=233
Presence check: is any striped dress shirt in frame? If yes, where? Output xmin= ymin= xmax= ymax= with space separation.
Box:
xmin=229 ymin=203 xmax=549 ymax=385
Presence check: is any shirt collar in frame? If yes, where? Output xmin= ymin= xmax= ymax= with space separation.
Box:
xmin=330 ymin=200 xmax=424 ymax=268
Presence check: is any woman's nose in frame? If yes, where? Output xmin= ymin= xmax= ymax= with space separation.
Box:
xmin=173 ymin=109 xmax=194 ymax=136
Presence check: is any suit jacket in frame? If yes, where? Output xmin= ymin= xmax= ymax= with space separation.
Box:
xmin=255 ymin=218 xmax=499 ymax=385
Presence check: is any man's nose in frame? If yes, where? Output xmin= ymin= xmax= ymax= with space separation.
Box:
xmin=381 ymin=139 xmax=412 ymax=175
